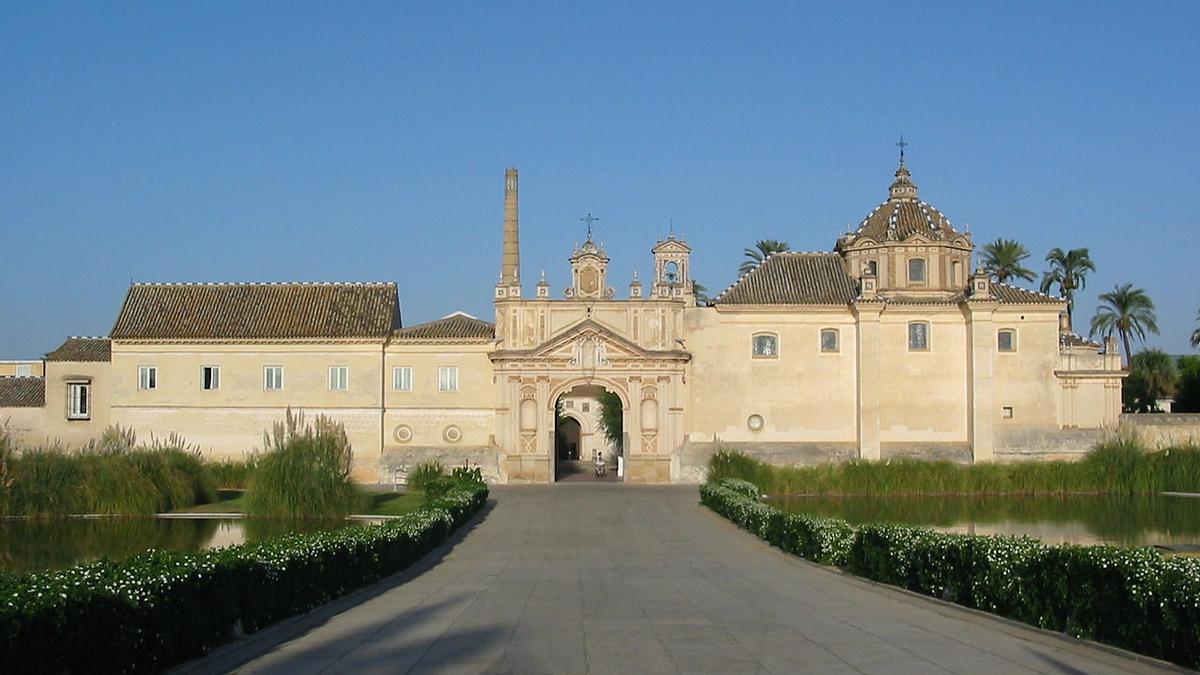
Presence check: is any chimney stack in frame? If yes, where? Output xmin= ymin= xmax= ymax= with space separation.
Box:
xmin=501 ymin=167 xmax=520 ymax=286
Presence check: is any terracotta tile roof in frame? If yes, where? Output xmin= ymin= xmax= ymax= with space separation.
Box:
xmin=714 ymin=253 xmax=858 ymax=305
xmin=392 ymin=312 xmax=495 ymax=341
xmin=989 ymin=283 xmax=1062 ymax=304
xmin=0 ymin=377 xmax=45 ymax=407
xmin=45 ymin=337 xmax=112 ymax=362
xmin=110 ymin=282 xmax=400 ymax=340
xmin=850 ymin=164 xmax=963 ymax=243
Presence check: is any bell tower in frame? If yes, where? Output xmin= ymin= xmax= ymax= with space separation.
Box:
xmin=651 ymin=234 xmax=693 ymax=301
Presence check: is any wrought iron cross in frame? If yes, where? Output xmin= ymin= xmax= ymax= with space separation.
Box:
xmin=580 ymin=212 xmax=599 ymax=240
xmin=896 ymin=135 xmax=909 ymax=163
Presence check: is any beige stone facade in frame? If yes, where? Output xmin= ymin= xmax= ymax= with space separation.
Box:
xmin=1 ymin=162 xmax=1126 ymax=482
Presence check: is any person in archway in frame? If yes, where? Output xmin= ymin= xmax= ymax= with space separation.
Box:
xmin=594 ymin=450 xmax=606 ymax=477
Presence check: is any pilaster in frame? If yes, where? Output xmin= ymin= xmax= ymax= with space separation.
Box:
xmin=854 ymin=302 xmax=883 ymax=461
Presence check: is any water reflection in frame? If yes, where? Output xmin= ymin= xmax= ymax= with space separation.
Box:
xmin=767 ymin=494 xmax=1200 ymax=547
xmin=0 ymin=517 xmax=370 ymax=572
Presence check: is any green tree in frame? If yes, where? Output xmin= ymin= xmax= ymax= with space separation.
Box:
xmin=692 ymin=281 xmax=709 ymax=304
xmin=1123 ymin=349 xmax=1178 ymax=413
xmin=594 ymin=391 xmax=624 ymax=450
xmin=1040 ymin=247 xmax=1096 ymax=331
xmin=1191 ymin=309 xmax=1200 ymax=348
xmin=739 ymin=239 xmax=789 ymax=276
xmin=1175 ymin=355 xmax=1200 ymax=413
xmin=1089 ymin=283 xmax=1159 ymax=366
xmin=981 ymin=238 xmax=1036 ymax=284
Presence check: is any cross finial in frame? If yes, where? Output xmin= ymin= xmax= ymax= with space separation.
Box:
xmin=580 ymin=212 xmax=599 ymax=240
xmin=896 ymin=135 xmax=909 ymax=164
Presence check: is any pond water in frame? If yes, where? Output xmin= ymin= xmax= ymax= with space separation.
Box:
xmin=767 ymin=494 xmax=1200 ymax=548
xmin=0 ymin=517 xmax=375 ymax=572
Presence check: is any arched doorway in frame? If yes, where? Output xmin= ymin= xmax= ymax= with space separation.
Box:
xmin=553 ymin=383 xmax=624 ymax=482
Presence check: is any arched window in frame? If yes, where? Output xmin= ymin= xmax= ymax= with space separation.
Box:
xmin=997 ymin=329 xmax=1016 ymax=352
xmin=752 ymin=333 xmax=778 ymax=358
xmin=820 ymin=328 xmax=839 ymax=353
xmin=908 ymin=322 xmax=930 ymax=351
xmin=908 ymin=258 xmax=927 ymax=284
xmin=664 ymin=261 xmax=680 ymax=284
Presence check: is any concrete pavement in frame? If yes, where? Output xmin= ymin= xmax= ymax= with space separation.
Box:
xmin=187 ymin=485 xmax=1179 ymax=674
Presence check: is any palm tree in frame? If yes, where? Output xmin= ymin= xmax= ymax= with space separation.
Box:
xmin=1191 ymin=309 xmax=1200 ymax=348
xmin=1089 ymin=283 xmax=1159 ymax=366
xmin=739 ymin=240 xmax=789 ymax=276
xmin=1124 ymin=349 xmax=1178 ymax=412
xmin=1040 ymin=247 xmax=1095 ymax=331
xmin=691 ymin=281 xmax=709 ymax=304
xmin=980 ymin=239 xmax=1036 ymax=284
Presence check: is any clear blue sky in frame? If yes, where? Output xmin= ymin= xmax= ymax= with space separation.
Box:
xmin=2 ymin=2 xmax=1197 ymax=358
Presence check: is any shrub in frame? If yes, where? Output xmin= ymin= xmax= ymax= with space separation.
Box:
xmin=0 ymin=481 xmax=489 ymax=674
xmin=408 ymin=460 xmax=445 ymax=492
xmin=245 ymin=410 xmax=362 ymax=518
xmin=207 ymin=460 xmax=254 ymax=489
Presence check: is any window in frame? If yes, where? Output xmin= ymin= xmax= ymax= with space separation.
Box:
xmin=908 ymin=258 xmax=926 ymax=284
xmin=866 ymin=260 xmax=878 ymax=276
xmin=752 ymin=333 xmax=778 ymax=358
xmin=820 ymin=329 xmax=840 ymax=353
xmin=67 ymin=382 xmax=90 ymax=420
xmin=138 ymin=366 xmax=157 ymax=390
xmin=15 ymin=363 xmax=32 ymax=377
xmin=393 ymin=366 xmax=412 ymax=392
xmin=908 ymin=322 xmax=930 ymax=351
xmin=329 ymin=366 xmax=349 ymax=391
xmin=438 ymin=366 xmax=458 ymax=392
xmin=952 ymin=260 xmax=963 ymax=287
xmin=1002 ymin=406 xmax=1014 ymax=419
xmin=582 ymin=402 xmax=590 ymax=413
xmin=997 ymin=329 xmax=1016 ymax=352
xmin=201 ymin=366 xmax=220 ymax=390
xmin=264 ymin=366 xmax=284 ymax=391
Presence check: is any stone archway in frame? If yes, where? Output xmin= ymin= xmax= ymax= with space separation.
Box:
xmin=552 ymin=383 xmax=623 ymax=482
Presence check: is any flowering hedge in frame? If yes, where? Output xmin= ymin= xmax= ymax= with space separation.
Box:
xmin=0 ymin=482 xmax=488 ymax=674
xmin=701 ymin=478 xmax=1200 ymax=668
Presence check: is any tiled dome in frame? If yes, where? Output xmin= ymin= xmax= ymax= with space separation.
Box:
xmin=852 ymin=163 xmax=962 ymax=242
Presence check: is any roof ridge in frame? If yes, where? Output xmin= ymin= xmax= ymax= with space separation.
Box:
xmin=65 ymin=336 xmax=110 ymax=340
xmin=129 ymin=281 xmax=396 ymax=287
xmin=0 ymin=375 xmax=44 ymax=380
xmin=993 ymin=281 xmax=1061 ymax=300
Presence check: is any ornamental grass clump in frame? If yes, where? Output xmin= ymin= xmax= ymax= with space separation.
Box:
xmin=244 ymin=410 xmax=364 ymax=518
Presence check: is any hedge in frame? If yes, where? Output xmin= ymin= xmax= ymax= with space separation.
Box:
xmin=0 ymin=481 xmax=488 ymax=674
xmin=701 ymin=478 xmax=1200 ymax=669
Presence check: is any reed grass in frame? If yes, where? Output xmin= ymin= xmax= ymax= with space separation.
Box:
xmin=709 ymin=438 xmax=1200 ymax=496
xmin=244 ymin=410 xmax=364 ymax=518
xmin=207 ymin=459 xmax=254 ymax=489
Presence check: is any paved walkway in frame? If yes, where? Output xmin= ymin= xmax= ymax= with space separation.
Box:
xmin=194 ymin=485 xmax=1178 ymax=674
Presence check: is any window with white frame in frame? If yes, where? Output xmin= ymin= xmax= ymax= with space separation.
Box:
xmin=138 ymin=365 xmax=157 ymax=390
xmin=201 ymin=366 xmax=220 ymax=390
xmin=997 ymin=329 xmax=1016 ymax=352
xmin=67 ymin=381 xmax=90 ymax=420
xmin=820 ymin=329 xmax=839 ymax=353
xmin=329 ymin=366 xmax=349 ymax=391
xmin=15 ymin=363 xmax=32 ymax=377
xmin=438 ymin=366 xmax=458 ymax=392
xmin=393 ymin=366 xmax=412 ymax=391
xmin=264 ymin=366 xmax=284 ymax=391
xmin=908 ymin=322 xmax=930 ymax=351
xmin=908 ymin=258 xmax=927 ymax=284
xmin=752 ymin=333 xmax=778 ymax=358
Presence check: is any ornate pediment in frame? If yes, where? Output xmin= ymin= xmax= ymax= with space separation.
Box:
xmin=530 ymin=320 xmax=645 ymax=361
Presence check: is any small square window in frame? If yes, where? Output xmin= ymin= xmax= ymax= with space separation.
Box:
xmin=329 ymin=366 xmax=349 ymax=391
xmin=15 ymin=363 xmax=32 ymax=377
xmin=438 ymin=366 xmax=458 ymax=392
xmin=997 ymin=329 xmax=1016 ymax=352
xmin=393 ymin=366 xmax=412 ymax=392
xmin=138 ymin=366 xmax=157 ymax=390
xmin=908 ymin=322 xmax=929 ymax=351
xmin=752 ymin=334 xmax=778 ymax=358
xmin=1002 ymin=406 xmax=1014 ymax=419
xmin=820 ymin=329 xmax=839 ymax=353
xmin=264 ymin=366 xmax=284 ymax=391
xmin=564 ymin=400 xmax=574 ymax=409
xmin=582 ymin=402 xmax=590 ymax=413
xmin=202 ymin=366 xmax=220 ymax=390
xmin=67 ymin=381 xmax=90 ymax=420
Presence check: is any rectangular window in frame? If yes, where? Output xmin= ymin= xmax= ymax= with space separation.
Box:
xmin=201 ymin=366 xmax=220 ymax=390
xmin=1002 ymin=406 xmax=1014 ymax=419
xmin=329 ymin=366 xmax=349 ymax=391
xmin=264 ymin=366 xmax=284 ymax=391
xmin=67 ymin=382 xmax=90 ymax=420
xmin=582 ymin=402 xmax=590 ymax=413
xmin=393 ymin=366 xmax=412 ymax=392
xmin=138 ymin=365 xmax=157 ymax=390
xmin=908 ymin=258 xmax=926 ymax=284
xmin=908 ymin=322 xmax=929 ymax=351
xmin=752 ymin=334 xmax=778 ymax=358
xmin=438 ymin=366 xmax=458 ymax=392
xmin=820 ymin=329 xmax=840 ymax=353
xmin=997 ymin=329 xmax=1016 ymax=352
xmin=15 ymin=363 xmax=32 ymax=377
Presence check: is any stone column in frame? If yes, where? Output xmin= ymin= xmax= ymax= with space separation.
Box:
xmin=854 ymin=302 xmax=883 ymax=461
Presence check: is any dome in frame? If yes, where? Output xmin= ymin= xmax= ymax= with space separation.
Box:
xmin=851 ymin=163 xmax=962 ymax=243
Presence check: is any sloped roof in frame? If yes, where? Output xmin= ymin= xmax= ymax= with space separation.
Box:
xmin=851 ymin=163 xmax=964 ymax=243
xmin=45 ymin=337 xmax=112 ymax=362
xmin=714 ymin=253 xmax=858 ymax=305
xmin=392 ymin=312 xmax=495 ymax=341
xmin=110 ymin=282 xmax=400 ymax=340
xmin=0 ymin=377 xmax=45 ymax=407
xmin=990 ymin=283 xmax=1062 ymax=304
